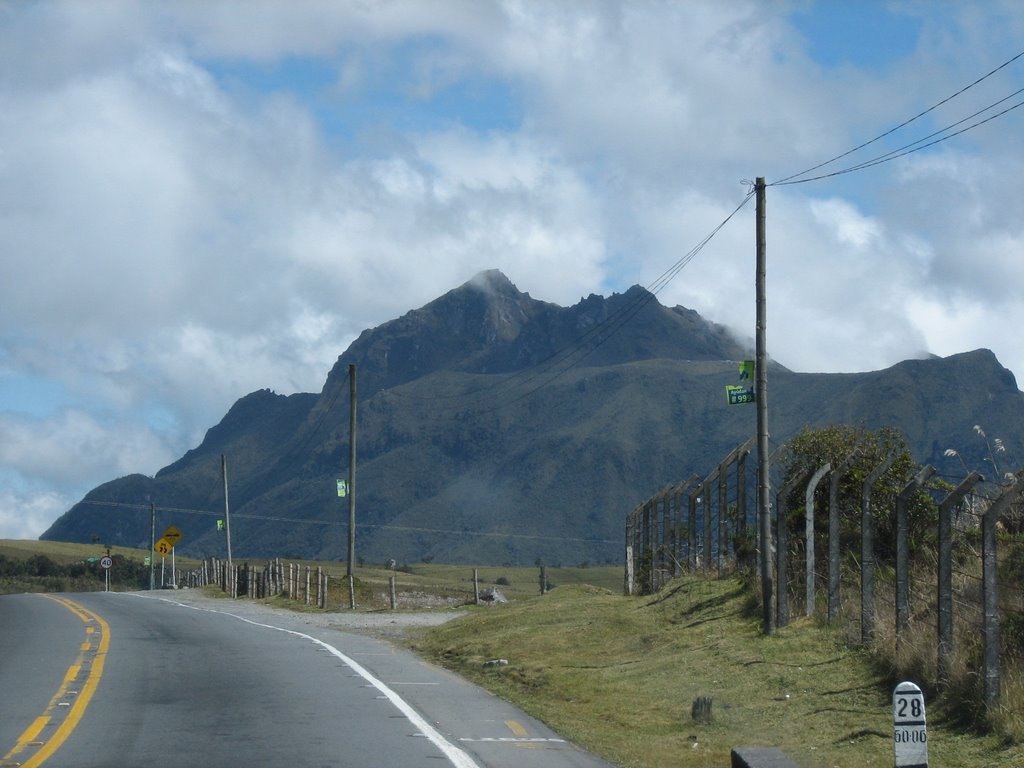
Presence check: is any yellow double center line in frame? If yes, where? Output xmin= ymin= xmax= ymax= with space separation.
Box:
xmin=1 ymin=596 xmax=110 ymax=768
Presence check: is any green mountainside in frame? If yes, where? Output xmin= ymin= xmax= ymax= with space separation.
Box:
xmin=41 ymin=271 xmax=1024 ymax=565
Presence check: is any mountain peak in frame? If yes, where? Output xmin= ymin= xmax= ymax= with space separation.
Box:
xmin=463 ymin=269 xmax=521 ymax=296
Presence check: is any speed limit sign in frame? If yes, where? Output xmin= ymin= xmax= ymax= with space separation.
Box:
xmin=99 ymin=556 xmax=113 ymax=570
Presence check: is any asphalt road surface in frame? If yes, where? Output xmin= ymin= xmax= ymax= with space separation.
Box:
xmin=0 ymin=590 xmax=616 ymax=768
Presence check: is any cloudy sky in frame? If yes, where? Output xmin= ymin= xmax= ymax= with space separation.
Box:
xmin=2 ymin=1 xmax=1023 ymax=540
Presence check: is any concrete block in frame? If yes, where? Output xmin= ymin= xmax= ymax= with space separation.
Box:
xmin=731 ymin=746 xmax=800 ymax=768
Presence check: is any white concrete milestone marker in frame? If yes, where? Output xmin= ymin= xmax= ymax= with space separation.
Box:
xmin=893 ymin=681 xmax=928 ymax=768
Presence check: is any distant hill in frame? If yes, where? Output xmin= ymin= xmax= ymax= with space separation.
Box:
xmin=41 ymin=270 xmax=1024 ymax=566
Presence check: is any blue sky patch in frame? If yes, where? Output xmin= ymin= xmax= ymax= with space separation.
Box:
xmin=790 ymin=1 xmax=922 ymax=71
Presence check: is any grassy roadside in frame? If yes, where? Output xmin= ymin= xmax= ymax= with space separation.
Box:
xmin=0 ymin=539 xmax=201 ymax=594
xmin=410 ymin=576 xmax=1024 ymax=768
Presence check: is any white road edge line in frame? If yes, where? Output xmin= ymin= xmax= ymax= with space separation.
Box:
xmin=124 ymin=594 xmax=481 ymax=768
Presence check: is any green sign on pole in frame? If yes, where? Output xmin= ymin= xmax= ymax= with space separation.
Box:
xmin=337 ymin=479 xmax=347 ymax=497
xmin=726 ymin=385 xmax=756 ymax=405
xmin=727 ymin=360 xmax=756 ymax=404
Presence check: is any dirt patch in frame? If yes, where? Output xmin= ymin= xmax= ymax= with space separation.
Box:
xmin=144 ymin=586 xmax=468 ymax=641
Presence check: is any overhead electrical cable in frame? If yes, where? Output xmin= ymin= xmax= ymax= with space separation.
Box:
xmin=773 ymin=92 xmax=1024 ymax=185
xmin=773 ymin=46 xmax=1024 ymax=186
xmin=72 ymin=499 xmax=616 ymax=545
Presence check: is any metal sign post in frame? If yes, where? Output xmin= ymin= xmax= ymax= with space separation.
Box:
xmin=157 ymin=526 xmax=183 ymax=589
xmin=893 ymin=681 xmax=928 ymax=768
xmin=100 ymin=555 xmax=112 ymax=592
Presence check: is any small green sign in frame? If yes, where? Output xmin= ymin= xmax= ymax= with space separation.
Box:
xmin=337 ymin=479 xmax=347 ymax=497
xmin=217 ymin=519 xmax=224 ymax=531
xmin=726 ymin=385 xmax=756 ymax=405
xmin=739 ymin=360 xmax=755 ymax=381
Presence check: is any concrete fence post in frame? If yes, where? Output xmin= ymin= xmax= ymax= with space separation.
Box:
xmin=804 ymin=463 xmax=831 ymax=618
xmin=861 ymin=452 xmax=897 ymax=645
xmin=827 ymin=452 xmax=859 ymax=624
xmin=937 ymin=472 xmax=983 ymax=686
xmin=895 ymin=466 xmax=935 ymax=650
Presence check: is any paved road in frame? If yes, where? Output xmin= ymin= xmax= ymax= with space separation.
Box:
xmin=0 ymin=591 xmax=616 ymax=768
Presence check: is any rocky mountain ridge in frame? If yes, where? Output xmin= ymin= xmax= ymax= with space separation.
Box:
xmin=41 ymin=270 xmax=1023 ymax=565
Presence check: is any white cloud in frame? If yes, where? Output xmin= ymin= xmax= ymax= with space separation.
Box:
xmin=2 ymin=0 xmax=1024 ymax=539
xmin=0 ymin=486 xmax=74 ymax=542
xmin=0 ymin=409 xmax=174 ymax=490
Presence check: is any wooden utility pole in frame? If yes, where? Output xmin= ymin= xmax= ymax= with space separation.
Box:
xmin=222 ymin=454 xmax=233 ymax=583
xmin=149 ymin=501 xmax=156 ymax=590
xmin=755 ymin=177 xmax=773 ymax=635
xmin=347 ymin=364 xmax=357 ymax=577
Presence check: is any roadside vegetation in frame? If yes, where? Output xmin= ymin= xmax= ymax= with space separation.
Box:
xmin=412 ymin=575 xmax=1024 ymax=768
xmin=0 ymin=539 xmax=198 ymax=593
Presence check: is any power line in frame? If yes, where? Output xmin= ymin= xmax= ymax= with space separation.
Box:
xmin=71 ymin=499 xmax=617 ymax=546
xmin=774 ymin=46 xmax=1024 ymax=186
xmin=772 ymin=93 xmax=1024 ymax=186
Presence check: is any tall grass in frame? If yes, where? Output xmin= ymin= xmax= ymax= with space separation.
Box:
xmin=415 ymin=574 xmax=1024 ymax=767
xmin=772 ymin=552 xmax=1024 ymax=744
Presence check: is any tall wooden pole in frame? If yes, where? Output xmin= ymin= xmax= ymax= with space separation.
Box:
xmin=222 ymin=454 xmax=233 ymax=579
xmin=149 ymin=502 xmax=156 ymax=590
xmin=755 ymin=177 xmax=774 ymax=635
xmin=347 ymin=364 xmax=357 ymax=577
